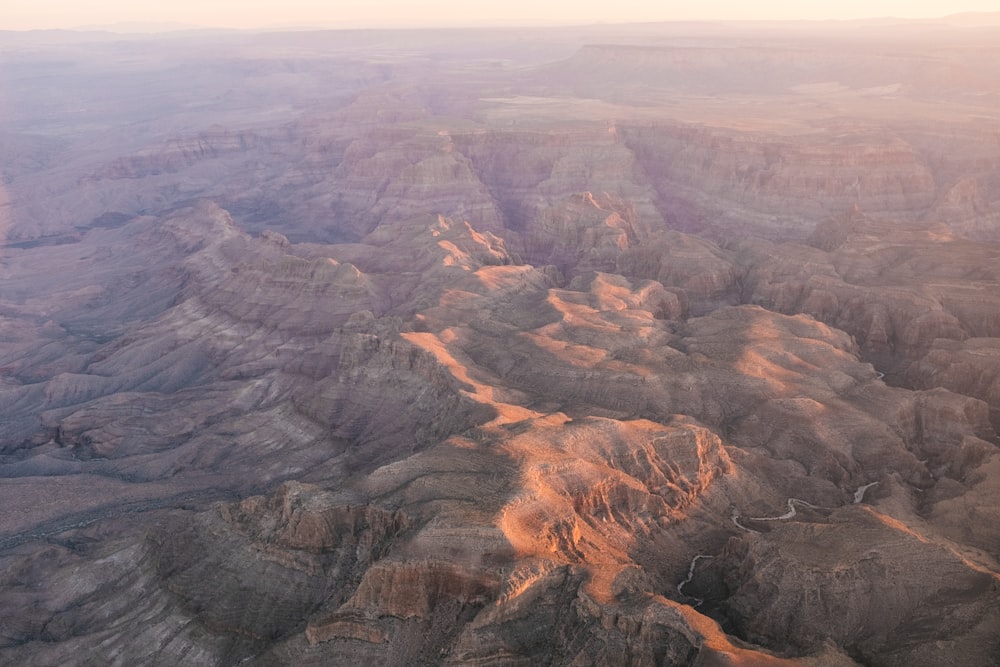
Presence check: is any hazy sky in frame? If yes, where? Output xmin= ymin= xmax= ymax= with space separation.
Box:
xmin=4 ymin=0 xmax=999 ymax=31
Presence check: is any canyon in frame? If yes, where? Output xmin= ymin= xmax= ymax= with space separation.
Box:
xmin=1 ymin=17 xmax=999 ymax=666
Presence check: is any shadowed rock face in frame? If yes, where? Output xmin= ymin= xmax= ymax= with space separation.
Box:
xmin=2 ymin=20 xmax=1000 ymax=667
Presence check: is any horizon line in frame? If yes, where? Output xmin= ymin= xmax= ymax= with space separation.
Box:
xmin=0 ymin=11 xmax=995 ymax=35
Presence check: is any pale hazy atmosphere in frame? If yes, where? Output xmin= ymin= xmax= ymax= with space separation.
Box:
xmin=2 ymin=1 xmax=1000 ymax=666
xmin=4 ymin=0 xmax=1000 ymax=29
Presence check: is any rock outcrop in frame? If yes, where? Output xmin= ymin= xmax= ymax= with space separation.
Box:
xmin=709 ymin=505 xmax=1000 ymax=667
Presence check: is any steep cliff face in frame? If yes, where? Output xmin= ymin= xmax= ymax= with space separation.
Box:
xmin=92 ymin=130 xmax=267 ymax=181
xmin=927 ymin=176 xmax=1000 ymax=241
xmin=622 ymin=124 xmax=938 ymax=239
xmin=710 ymin=506 xmax=1000 ymax=667
xmin=158 ymin=482 xmax=410 ymax=640
xmin=908 ymin=338 xmax=1000 ymax=429
xmin=733 ymin=212 xmax=1000 ymax=440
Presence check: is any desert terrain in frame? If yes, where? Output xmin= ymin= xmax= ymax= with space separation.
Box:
xmin=1 ymin=16 xmax=999 ymax=666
